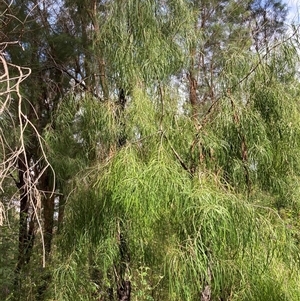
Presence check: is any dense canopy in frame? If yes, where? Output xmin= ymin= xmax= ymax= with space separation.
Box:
xmin=1 ymin=0 xmax=300 ymax=300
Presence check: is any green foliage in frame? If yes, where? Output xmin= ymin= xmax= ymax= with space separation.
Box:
xmin=98 ymin=0 xmax=191 ymax=89
xmin=2 ymin=0 xmax=300 ymax=300
xmin=0 ymin=214 xmax=18 ymax=300
xmin=53 ymin=140 xmax=300 ymax=300
xmin=51 ymin=59 xmax=300 ymax=298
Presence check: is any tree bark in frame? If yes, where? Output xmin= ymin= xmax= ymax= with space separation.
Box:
xmin=15 ymin=152 xmax=36 ymax=280
xmin=117 ymin=232 xmax=131 ymax=301
xmin=40 ymin=172 xmax=55 ymax=257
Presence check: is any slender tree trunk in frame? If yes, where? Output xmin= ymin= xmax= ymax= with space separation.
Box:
xmin=15 ymin=152 xmax=36 ymax=282
xmin=91 ymin=0 xmax=109 ymax=100
xmin=117 ymin=89 xmax=127 ymax=147
xmin=187 ymin=66 xmax=198 ymax=122
xmin=98 ymin=57 xmax=109 ymax=100
xmin=41 ymin=172 xmax=55 ymax=257
xmin=116 ymin=228 xmax=131 ymax=301
xmin=116 ymin=91 xmax=130 ymax=301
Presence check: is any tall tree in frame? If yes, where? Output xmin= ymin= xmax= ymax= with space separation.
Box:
xmin=1 ymin=1 xmax=300 ymax=301
xmin=249 ymin=0 xmax=288 ymax=52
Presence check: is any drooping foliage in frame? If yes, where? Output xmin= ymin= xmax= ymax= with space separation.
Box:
xmin=1 ymin=0 xmax=300 ymax=300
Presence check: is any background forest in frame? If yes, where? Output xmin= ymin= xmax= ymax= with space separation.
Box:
xmin=1 ymin=0 xmax=300 ymax=300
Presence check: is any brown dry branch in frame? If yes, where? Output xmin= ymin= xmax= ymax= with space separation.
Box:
xmin=0 ymin=45 xmax=55 ymax=268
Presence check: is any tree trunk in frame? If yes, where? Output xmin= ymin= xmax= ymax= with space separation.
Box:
xmin=187 ymin=69 xmax=198 ymax=122
xmin=15 ymin=152 xmax=36 ymax=281
xmin=117 ymin=231 xmax=131 ymax=301
xmin=41 ymin=172 xmax=55 ymax=257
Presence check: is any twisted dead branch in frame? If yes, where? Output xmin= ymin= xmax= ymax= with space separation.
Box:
xmin=0 ymin=46 xmax=54 ymax=268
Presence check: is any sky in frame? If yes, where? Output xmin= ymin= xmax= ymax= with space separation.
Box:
xmin=285 ymin=0 xmax=300 ymax=24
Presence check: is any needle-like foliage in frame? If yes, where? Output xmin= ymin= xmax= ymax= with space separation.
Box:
xmin=1 ymin=1 xmax=300 ymax=300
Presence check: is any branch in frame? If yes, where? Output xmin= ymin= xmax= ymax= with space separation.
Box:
xmin=45 ymin=49 xmax=103 ymax=100
xmin=198 ymin=26 xmax=300 ymax=129
xmin=164 ymin=133 xmax=191 ymax=175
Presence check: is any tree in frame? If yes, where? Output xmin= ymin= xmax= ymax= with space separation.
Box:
xmin=185 ymin=0 xmax=288 ymax=118
xmin=249 ymin=0 xmax=288 ymax=52
xmin=1 ymin=0 xmax=300 ymax=300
